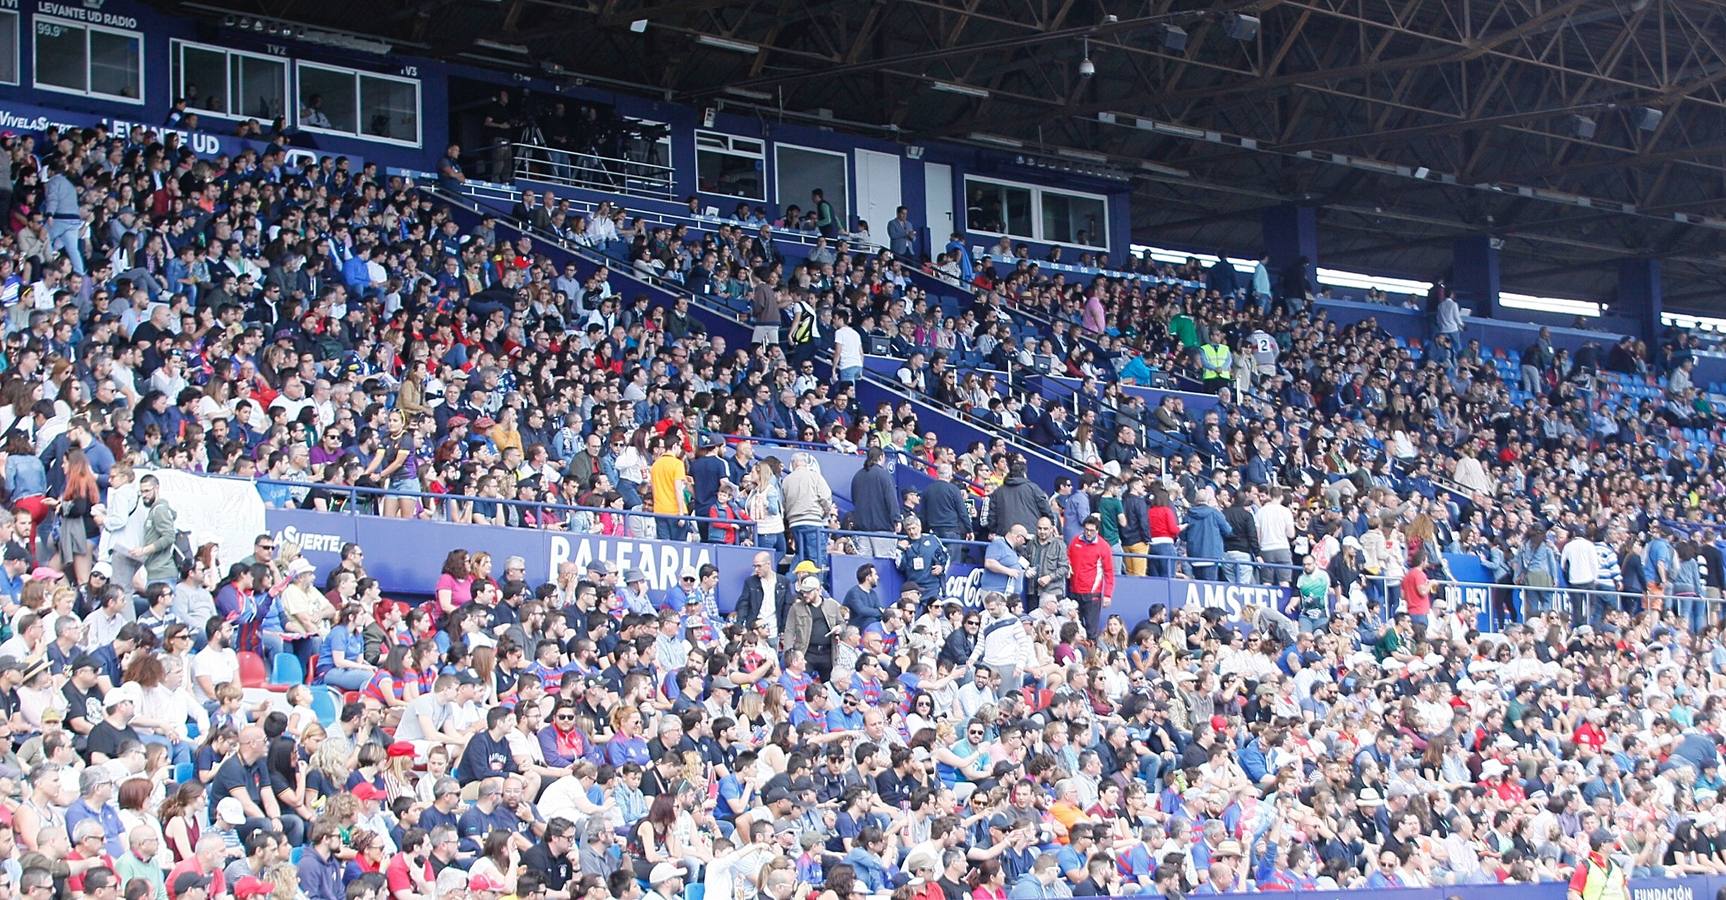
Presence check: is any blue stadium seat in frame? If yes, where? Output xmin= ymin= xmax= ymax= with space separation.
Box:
xmin=311 ymin=686 xmax=341 ymax=727
xmin=269 ymin=654 xmax=304 ymax=690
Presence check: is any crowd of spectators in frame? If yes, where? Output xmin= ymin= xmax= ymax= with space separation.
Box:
xmin=0 ymin=112 xmax=1708 ymax=900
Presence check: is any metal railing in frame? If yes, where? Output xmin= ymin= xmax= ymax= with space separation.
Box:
xmin=510 ymin=142 xmax=676 ymax=201
xmin=247 ymin=476 xmax=759 ymax=541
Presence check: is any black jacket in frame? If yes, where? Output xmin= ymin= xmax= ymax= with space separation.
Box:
xmin=1222 ymin=502 xmax=1259 ymax=555
xmin=851 ymin=462 xmax=900 ymax=533
xmin=735 ymin=572 xmax=792 ymax=634
xmin=922 ymin=479 xmax=971 ymax=537
xmin=939 ymin=627 xmax=975 ymax=668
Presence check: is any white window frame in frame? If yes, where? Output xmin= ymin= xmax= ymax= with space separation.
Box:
xmin=32 ymin=15 xmax=143 ymax=104
xmin=772 ymin=141 xmax=849 ymax=221
xmin=171 ymin=39 xmax=287 ymax=120
xmin=695 ymin=129 xmax=766 ymax=201
xmin=293 ymin=60 xmax=422 ymax=147
xmin=964 ymin=174 xmax=1109 ymax=251
xmin=0 ymin=11 xmax=20 ymax=87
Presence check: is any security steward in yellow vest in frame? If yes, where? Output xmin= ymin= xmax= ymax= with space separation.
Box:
xmin=1199 ymin=330 xmax=1233 ymax=393
xmin=1566 ymin=836 xmax=1626 ymax=900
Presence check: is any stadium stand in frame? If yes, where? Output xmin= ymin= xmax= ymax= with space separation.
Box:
xmin=0 ymin=43 xmax=1717 ymax=900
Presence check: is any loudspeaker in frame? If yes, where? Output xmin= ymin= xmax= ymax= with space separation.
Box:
xmin=1161 ymin=24 xmax=1188 ymax=52
xmin=1226 ymin=14 xmax=1259 ymax=40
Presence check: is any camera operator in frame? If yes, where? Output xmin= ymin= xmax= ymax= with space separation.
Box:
xmin=481 ymin=88 xmax=516 ymax=180
xmin=543 ymin=101 xmax=578 ymax=181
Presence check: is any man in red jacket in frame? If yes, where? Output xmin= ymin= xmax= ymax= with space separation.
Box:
xmin=1068 ymin=514 xmax=1115 ymax=638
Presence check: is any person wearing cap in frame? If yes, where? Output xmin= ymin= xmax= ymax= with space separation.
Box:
xmin=644 ymin=861 xmax=685 ymax=900
xmin=84 ymin=684 xmax=140 ymax=766
xmin=231 ymin=875 xmax=277 ymax=900
xmin=169 ymin=870 xmax=212 ymax=900
xmin=782 ymin=574 xmax=842 ymax=679
xmin=615 ymin=567 xmax=654 ymax=617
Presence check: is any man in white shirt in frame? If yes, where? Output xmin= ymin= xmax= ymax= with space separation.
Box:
xmin=191 ymin=617 xmax=239 ymax=704
xmin=1254 ymin=486 xmax=1297 ymax=586
xmin=1559 ymin=526 xmax=1600 ymax=623
xmin=954 ymin=665 xmax=999 ymax=722
xmin=395 ymin=674 xmax=467 ymax=756
xmin=267 ymin=377 xmax=315 ymax=423
xmin=833 ymin=311 xmax=864 ymax=384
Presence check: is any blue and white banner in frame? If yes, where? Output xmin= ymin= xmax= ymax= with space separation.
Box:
xmin=831 ymin=547 xmax=1291 ymax=621
xmin=265 ymin=508 xmax=766 ymax=611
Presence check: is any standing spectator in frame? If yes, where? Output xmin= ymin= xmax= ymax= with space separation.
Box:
xmin=649 ymin=442 xmax=689 ymax=542
xmin=1067 ymin=515 xmax=1114 ymax=638
xmin=851 ymin=449 xmax=899 ymax=557
xmin=782 ymin=453 xmax=834 ymax=572
xmin=887 ymin=207 xmax=917 ymax=259
xmin=782 ymin=577 xmax=841 ymax=679
xmin=812 ymin=190 xmax=837 ymax=239
xmin=131 ymin=474 xmax=179 ymax=589
xmin=1182 ymin=488 xmax=1232 ymax=583
xmin=44 ymin=156 xmax=84 ymax=273
xmin=1254 ymin=487 xmax=1296 ymax=586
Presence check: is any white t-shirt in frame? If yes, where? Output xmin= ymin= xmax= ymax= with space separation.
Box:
xmin=394 ymin=693 xmax=449 ymax=743
xmin=1255 ymin=502 xmax=1295 ymax=553
xmin=192 ymin=646 xmax=239 ymax=702
xmin=1562 ymin=538 xmax=1600 ymax=585
xmin=834 ymin=326 xmax=864 ymax=370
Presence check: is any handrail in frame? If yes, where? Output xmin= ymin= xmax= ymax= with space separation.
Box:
xmin=244 ymin=475 xmax=758 ymax=533
xmin=435 ymin=185 xmax=1086 ymax=482
xmin=510 ymin=141 xmax=676 ymax=202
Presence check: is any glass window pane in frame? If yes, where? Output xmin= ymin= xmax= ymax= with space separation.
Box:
xmin=298 ymin=66 xmax=355 ymax=132
xmin=0 ymin=13 xmax=19 ymax=85
xmin=34 ymin=20 xmax=85 ymax=93
xmin=1003 ymin=186 xmax=1032 ymax=238
xmin=233 ymin=55 xmax=286 ymax=121
xmin=181 ymin=44 xmax=226 ymax=113
xmin=966 ymin=181 xmax=1032 ymax=238
xmin=88 ymin=29 xmax=139 ymax=99
xmin=358 ymin=75 xmax=417 ymax=143
xmin=697 ymin=147 xmax=764 ymax=200
xmin=1041 ymin=192 xmax=1105 ymax=246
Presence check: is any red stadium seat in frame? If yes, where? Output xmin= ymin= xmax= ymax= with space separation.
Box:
xmin=237 ymin=651 xmax=268 ymax=689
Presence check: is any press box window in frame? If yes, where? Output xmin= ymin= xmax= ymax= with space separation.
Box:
xmin=695 ymin=131 xmax=765 ymax=201
xmin=965 ymin=179 xmax=1032 ymax=238
xmin=296 ymin=62 xmax=422 ymax=146
xmin=0 ymin=12 xmax=19 ymax=86
xmin=174 ymin=42 xmax=287 ymax=120
xmin=35 ymin=17 xmax=141 ymax=102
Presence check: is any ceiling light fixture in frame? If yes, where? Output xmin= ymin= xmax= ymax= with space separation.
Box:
xmin=969 ymin=132 xmax=1023 ymax=148
xmin=695 ymin=34 xmax=761 ymax=54
xmin=930 ymin=81 xmax=990 ymax=99
xmin=1078 ymin=38 xmax=1095 ymax=77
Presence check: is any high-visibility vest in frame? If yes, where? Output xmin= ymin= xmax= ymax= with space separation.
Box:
xmin=1576 ymin=855 xmax=1625 ymax=900
xmin=1200 ymin=344 xmax=1231 ymax=380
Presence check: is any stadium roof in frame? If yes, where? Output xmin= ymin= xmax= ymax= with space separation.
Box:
xmin=167 ymin=0 xmax=1726 ymax=308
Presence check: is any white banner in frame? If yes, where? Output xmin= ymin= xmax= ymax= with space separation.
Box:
xmin=153 ymin=471 xmax=268 ymax=569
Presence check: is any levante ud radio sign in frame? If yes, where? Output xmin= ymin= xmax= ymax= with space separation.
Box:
xmin=33 ymin=0 xmax=140 ymax=30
